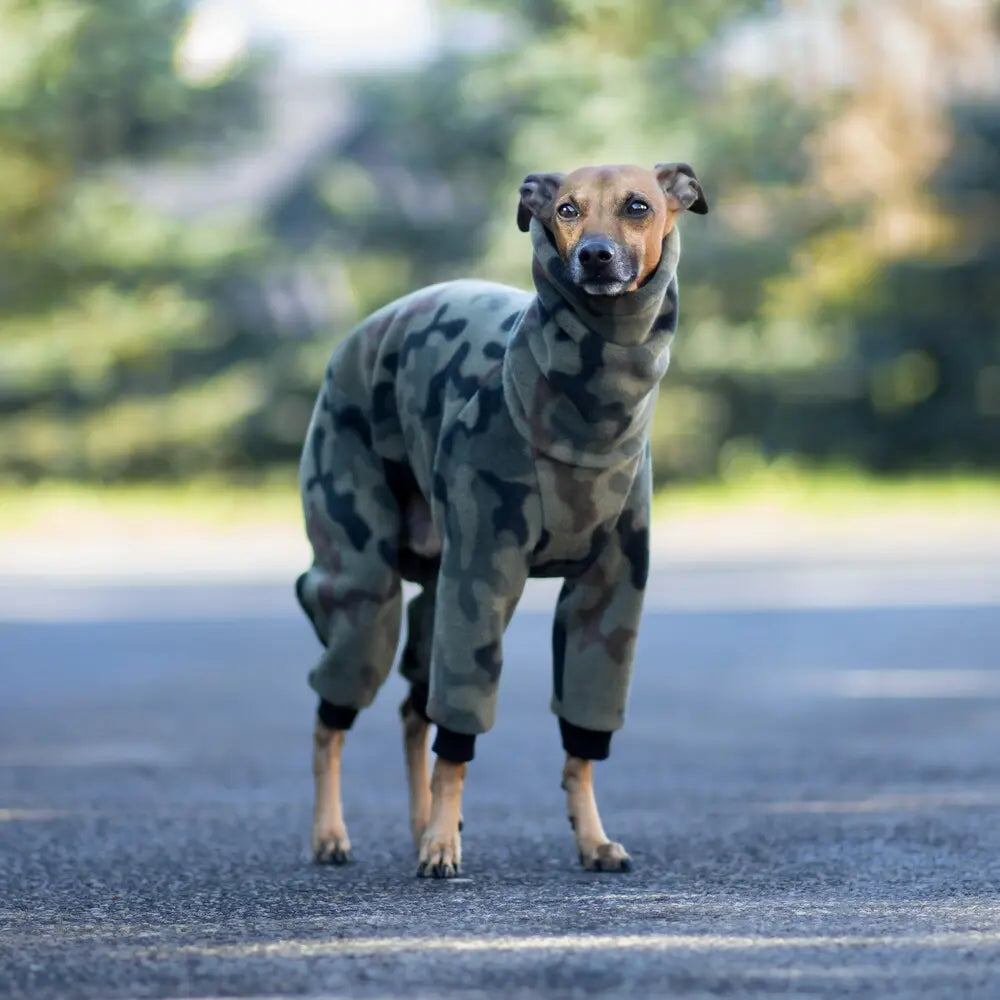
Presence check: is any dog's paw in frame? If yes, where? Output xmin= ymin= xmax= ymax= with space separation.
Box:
xmin=312 ymin=830 xmax=352 ymax=865
xmin=579 ymin=840 xmax=632 ymax=873
xmin=416 ymin=828 xmax=462 ymax=879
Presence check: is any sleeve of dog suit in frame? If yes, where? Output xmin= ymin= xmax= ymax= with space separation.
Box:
xmin=426 ymin=439 xmax=541 ymax=763
xmin=550 ymin=452 xmax=651 ymax=756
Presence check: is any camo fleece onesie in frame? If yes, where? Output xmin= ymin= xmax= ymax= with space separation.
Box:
xmin=296 ymin=219 xmax=681 ymax=763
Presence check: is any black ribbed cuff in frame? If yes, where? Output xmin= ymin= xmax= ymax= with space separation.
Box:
xmin=559 ymin=718 xmax=612 ymax=760
xmin=432 ymin=726 xmax=476 ymax=763
xmin=405 ymin=683 xmax=430 ymax=722
xmin=317 ymin=700 xmax=358 ymax=731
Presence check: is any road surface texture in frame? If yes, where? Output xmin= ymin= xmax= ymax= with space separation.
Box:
xmin=2 ymin=558 xmax=1000 ymax=999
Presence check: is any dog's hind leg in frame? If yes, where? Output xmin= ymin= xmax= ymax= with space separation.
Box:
xmin=398 ymin=587 xmax=436 ymax=845
xmin=313 ymin=720 xmax=351 ymax=864
xmin=400 ymin=688 xmax=432 ymax=847
xmin=297 ymin=387 xmax=406 ymax=864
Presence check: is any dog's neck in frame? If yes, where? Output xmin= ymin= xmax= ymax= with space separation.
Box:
xmin=501 ymin=220 xmax=680 ymax=469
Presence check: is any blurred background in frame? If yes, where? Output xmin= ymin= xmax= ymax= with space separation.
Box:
xmin=0 ymin=0 xmax=998 ymax=578
xmin=2 ymin=0 xmax=998 ymax=485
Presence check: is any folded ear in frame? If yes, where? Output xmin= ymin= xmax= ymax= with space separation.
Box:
xmin=517 ymin=172 xmax=565 ymax=232
xmin=655 ymin=162 xmax=709 ymax=215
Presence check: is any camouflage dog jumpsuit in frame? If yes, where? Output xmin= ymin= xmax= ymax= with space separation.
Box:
xmin=297 ymin=219 xmax=681 ymax=763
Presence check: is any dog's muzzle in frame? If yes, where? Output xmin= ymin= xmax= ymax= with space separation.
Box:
xmin=570 ymin=238 xmax=637 ymax=297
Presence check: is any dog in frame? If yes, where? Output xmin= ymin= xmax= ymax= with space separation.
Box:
xmin=296 ymin=162 xmax=708 ymax=877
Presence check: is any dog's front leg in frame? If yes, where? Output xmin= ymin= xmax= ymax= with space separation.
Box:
xmin=312 ymin=719 xmax=352 ymax=864
xmin=551 ymin=461 xmax=650 ymax=872
xmin=416 ymin=459 xmax=539 ymax=878
xmin=416 ymin=757 xmax=465 ymax=877
xmin=562 ymin=756 xmax=631 ymax=871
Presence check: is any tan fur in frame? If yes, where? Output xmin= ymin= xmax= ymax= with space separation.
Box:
xmin=312 ymin=722 xmax=352 ymax=863
xmin=562 ymin=755 xmax=632 ymax=871
xmin=417 ymin=758 xmax=465 ymax=877
xmin=548 ymin=165 xmax=681 ymax=290
xmin=400 ymin=697 xmax=432 ymax=847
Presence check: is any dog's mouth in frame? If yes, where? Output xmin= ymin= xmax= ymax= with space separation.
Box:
xmin=567 ymin=243 xmax=638 ymax=298
xmin=577 ymin=278 xmax=634 ymax=298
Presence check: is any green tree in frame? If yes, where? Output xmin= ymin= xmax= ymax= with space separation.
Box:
xmin=5 ymin=0 xmax=994 ymax=484
xmin=816 ymin=99 xmax=1000 ymax=471
xmin=0 ymin=0 xmax=266 ymax=480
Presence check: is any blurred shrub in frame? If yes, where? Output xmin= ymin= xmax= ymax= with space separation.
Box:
xmin=0 ymin=0 xmax=997 ymax=484
xmin=0 ymin=0 xmax=277 ymax=480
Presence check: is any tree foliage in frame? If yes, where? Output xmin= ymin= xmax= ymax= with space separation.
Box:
xmin=0 ymin=0 xmax=271 ymax=479
xmin=0 ymin=0 xmax=997 ymax=483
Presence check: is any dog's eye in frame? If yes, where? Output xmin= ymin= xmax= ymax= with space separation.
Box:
xmin=556 ymin=203 xmax=579 ymax=220
xmin=626 ymin=199 xmax=650 ymax=216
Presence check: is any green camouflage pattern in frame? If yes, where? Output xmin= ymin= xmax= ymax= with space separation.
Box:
xmin=297 ymin=219 xmax=681 ymax=739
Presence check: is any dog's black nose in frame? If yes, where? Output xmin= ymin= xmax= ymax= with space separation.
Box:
xmin=576 ymin=239 xmax=616 ymax=273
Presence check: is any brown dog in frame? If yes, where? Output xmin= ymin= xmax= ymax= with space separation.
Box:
xmin=518 ymin=163 xmax=705 ymax=292
xmin=307 ymin=162 xmax=707 ymax=876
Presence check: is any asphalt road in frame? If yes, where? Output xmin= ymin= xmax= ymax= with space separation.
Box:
xmin=2 ymin=573 xmax=1000 ymax=999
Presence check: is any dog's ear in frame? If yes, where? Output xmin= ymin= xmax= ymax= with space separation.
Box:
xmin=517 ymin=172 xmax=565 ymax=232
xmin=655 ymin=162 xmax=709 ymax=215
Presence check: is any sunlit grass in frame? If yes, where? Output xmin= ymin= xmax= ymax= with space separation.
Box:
xmin=652 ymin=466 xmax=1000 ymax=522
xmin=1 ymin=468 xmax=996 ymax=537
xmin=0 ymin=474 xmax=302 ymax=533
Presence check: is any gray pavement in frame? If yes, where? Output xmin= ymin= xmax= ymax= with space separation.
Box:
xmin=1 ymin=573 xmax=1000 ymax=999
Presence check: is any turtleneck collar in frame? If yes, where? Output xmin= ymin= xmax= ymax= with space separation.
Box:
xmin=501 ymin=219 xmax=681 ymax=468
xmin=528 ymin=218 xmax=680 ymax=346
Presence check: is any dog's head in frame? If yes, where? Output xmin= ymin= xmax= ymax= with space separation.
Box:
xmin=517 ymin=163 xmax=708 ymax=297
